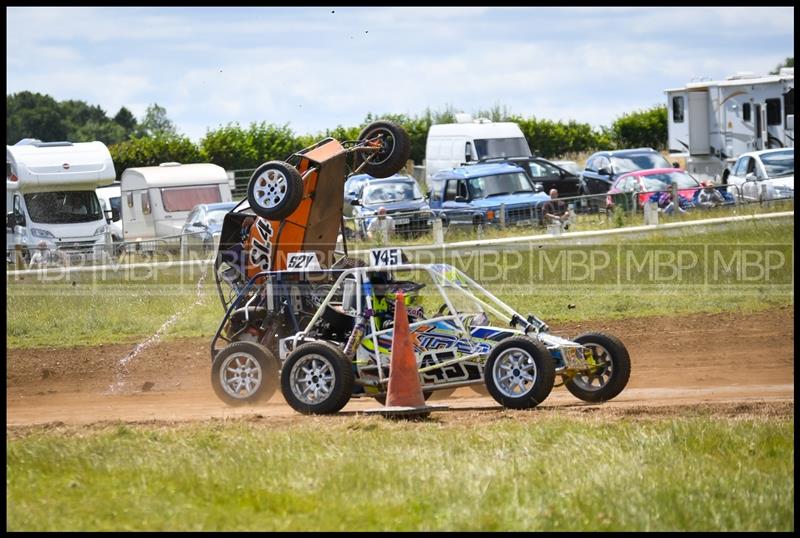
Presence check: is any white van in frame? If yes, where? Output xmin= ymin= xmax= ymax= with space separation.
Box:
xmin=120 ymin=162 xmax=232 ymax=247
xmin=424 ymin=118 xmax=532 ymax=187
xmin=6 ymin=140 xmax=115 ymax=262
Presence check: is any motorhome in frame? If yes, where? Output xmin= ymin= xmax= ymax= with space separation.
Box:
xmin=6 ymin=140 xmax=115 ymax=263
xmin=424 ymin=116 xmax=532 ymax=189
xmin=665 ymin=68 xmax=794 ymax=182
xmin=120 ymin=162 xmax=232 ymax=247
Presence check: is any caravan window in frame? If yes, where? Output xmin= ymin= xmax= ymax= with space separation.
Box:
xmin=742 ymin=103 xmax=751 ymax=122
xmin=161 ymin=186 xmax=222 ymax=212
xmin=672 ymin=96 xmax=685 ymax=123
xmin=23 ymin=191 xmax=103 ymax=224
xmin=766 ymin=99 xmax=781 ymax=126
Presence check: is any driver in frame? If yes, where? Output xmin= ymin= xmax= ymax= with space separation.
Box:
xmin=368 ymin=271 xmax=426 ymax=330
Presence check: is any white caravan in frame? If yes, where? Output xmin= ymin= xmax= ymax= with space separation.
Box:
xmin=120 ymin=162 xmax=232 ymax=247
xmin=424 ymin=117 xmax=532 ymax=189
xmin=6 ymin=140 xmax=115 ymax=262
xmin=665 ymin=68 xmax=794 ymax=182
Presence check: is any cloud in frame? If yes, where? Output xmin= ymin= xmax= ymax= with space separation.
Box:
xmin=6 ymin=6 xmax=794 ymax=142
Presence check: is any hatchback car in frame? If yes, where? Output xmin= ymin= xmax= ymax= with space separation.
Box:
xmin=179 ymin=202 xmax=238 ymax=255
xmin=471 ymin=156 xmax=582 ymax=198
xmin=580 ymin=148 xmax=676 ymax=197
xmin=725 ymin=148 xmax=794 ymax=202
xmin=605 ymin=168 xmax=703 ymax=212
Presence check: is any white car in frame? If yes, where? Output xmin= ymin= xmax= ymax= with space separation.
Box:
xmin=726 ymin=148 xmax=794 ymax=202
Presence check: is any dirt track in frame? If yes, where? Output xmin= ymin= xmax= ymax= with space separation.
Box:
xmin=6 ymin=306 xmax=794 ymax=427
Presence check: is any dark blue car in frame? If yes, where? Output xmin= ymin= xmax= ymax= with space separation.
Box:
xmin=428 ymin=163 xmax=551 ymax=228
xmin=351 ymin=176 xmax=433 ymax=238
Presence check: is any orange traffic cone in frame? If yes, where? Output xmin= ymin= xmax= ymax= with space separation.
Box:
xmin=363 ymin=290 xmax=445 ymax=418
xmin=385 ymin=290 xmax=427 ymax=409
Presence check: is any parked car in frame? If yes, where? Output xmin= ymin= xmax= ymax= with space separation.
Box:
xmin=551 ymin=160 xmax=583 ymax=177
xmin=179 ymin=202 xmax=238 ymax=255
xmin=606 ymin=168 xmax=736 ymax=213
xmin=726 ymin=148 xmax=794 ymax=202
xmin=352 ymin=176 xmax=433 ymax=238
xmin=580 ymin=148 xmax=676 ymax=198
xmin=470 ymin=156 xmax=582 ymax=198
xmin=428 ymin=163 xmax=551 ymax=228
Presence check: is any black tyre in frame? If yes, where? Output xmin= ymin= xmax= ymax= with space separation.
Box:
xmin=484 ymin=335 xmax=556 ymax=409
xmin=211 ymin=342 xmax=279 ymax=406
xmin=247 ymin=160 xmax=304 ymax=220
xmin=281 ymin=341 xmax=354 ymax=415
xmin=564 ymin=332 xmax=631 ymax=403
xmin=354 ymin=120 xmax=411 ymax=178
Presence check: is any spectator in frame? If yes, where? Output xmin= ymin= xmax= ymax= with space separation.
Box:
xmin=542 ymin=189 xmax=571 ymax=230
xmin=658 ymin=191 xmax=687 ymax=216
xmin=697 ymin=181 xmax=725 ymax=209
xmin=366 ymin=206 xmax=394 ymax=242
xmin=28 ymin=240 xmax=65 ymax=269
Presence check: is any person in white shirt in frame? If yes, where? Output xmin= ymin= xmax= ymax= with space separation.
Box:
xmin=366 ymin=206 xmax=394 ymax=242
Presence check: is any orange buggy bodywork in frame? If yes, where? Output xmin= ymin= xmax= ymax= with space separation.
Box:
xmin=217 ymin=138 xmax=352 ymax=283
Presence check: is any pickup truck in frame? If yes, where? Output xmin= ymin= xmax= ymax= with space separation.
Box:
xmin=428 ymin=163 xmax=551 ymax=228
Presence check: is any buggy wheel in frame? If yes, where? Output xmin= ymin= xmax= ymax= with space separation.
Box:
xmin=247 ymin=160 xmax=304 ymax=220
xmin=281 ymin=341 xmax=354 ymax=415
xmin=354 ymin=120 xmax=411 ymax=178
xmin=211 ymin=342 xmax=279 ymax=406
xmin=484 ymin=335 xmax=555 ymax=409
xmin=565 ymin=332 xmax=631 ymax=403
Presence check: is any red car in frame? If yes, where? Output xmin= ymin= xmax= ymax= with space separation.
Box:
xmin=606 ymin=168 xmax=702 ymax=211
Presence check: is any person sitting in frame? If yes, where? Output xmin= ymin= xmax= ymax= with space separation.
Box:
xmin=366 ymin=207 xmax=394 ymax=242
xmin=658 ymin=191 xmax=687 ymax=216
xmin=697 ymin=181 xmax=725 ymax=209
xmin=542 ymin=189 xmax=571 ymax=230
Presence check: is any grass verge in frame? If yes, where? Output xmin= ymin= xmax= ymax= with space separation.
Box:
xmin=6 ymin=409 xmax=794 ymax=531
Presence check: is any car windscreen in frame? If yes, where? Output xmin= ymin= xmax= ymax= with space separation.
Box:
xmin=161 ymin=186 xmax=222 ymax=212
xmin=474 ymin=138 xmax=532 ymax=159
xmin=24 ymin=191 xmax=104 ymax=224
xmin=611 ymin=153 xmax=672 ymax=174
xmin=467 ymin=172 xmax=533 ymax=199
xmin=761 ymin=150 xmax=794 ymax=177
xmin=362 ymin=182 xmax=423 ymax=205
xmin=641 ymin=172 xmax=699 ymax=191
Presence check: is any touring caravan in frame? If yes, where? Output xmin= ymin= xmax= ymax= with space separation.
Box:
xmin=6 ymin=140 xmax=115 ymax=262
xmin=665 ymin=68 xmax=794 ymax=182
xmin=424 ymin=117 xmax=532 ymax=189
xmin=120 ymin=162 xmax=232 ymax=247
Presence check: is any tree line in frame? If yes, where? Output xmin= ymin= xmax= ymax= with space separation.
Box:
xmin=7 ymin=90 xmax=668 ymax=177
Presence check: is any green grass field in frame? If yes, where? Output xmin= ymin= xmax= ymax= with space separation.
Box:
xmin=6 ymin=410 xmax=793 ymax=531
xmin=6 ymin=217 xmax=793 ymax=349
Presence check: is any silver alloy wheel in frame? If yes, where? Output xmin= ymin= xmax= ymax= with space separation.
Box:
xmin=572 ymin=343 xmax=613 ymax=392
xmin=289 ymin=353 xmax=336 ymax=405
xmin=220 ymin=352 xmax=263 ymax=399
xmin=253 ymin=168 xmax=288 ymax=209
xmin=492 ymin=347 xmax=538 ymax=398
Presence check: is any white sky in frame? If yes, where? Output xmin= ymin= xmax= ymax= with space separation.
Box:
xmin=6 ymin=6 xmax=795 ymax=142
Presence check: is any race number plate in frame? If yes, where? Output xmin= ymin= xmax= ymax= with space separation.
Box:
xmin=286 ymin=251 xmax=322 ymax=271
xmin=370 ymin=247 xmax=403 ymax=267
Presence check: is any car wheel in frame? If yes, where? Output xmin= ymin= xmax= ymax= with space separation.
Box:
xmin=484 ymin=335 xmax=555 ymax=409
xmin=564 ymin=332 xmax=631 ymax=403
xmin=247 ymin=160 xmax=304 ymax=221
xmin=354 ymin=121 xmax=411 ymax=179
xmin=211 ymin=342 xmax=279 ymax=406
xmin=281 ymin=341 xmax=354 ymax=415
